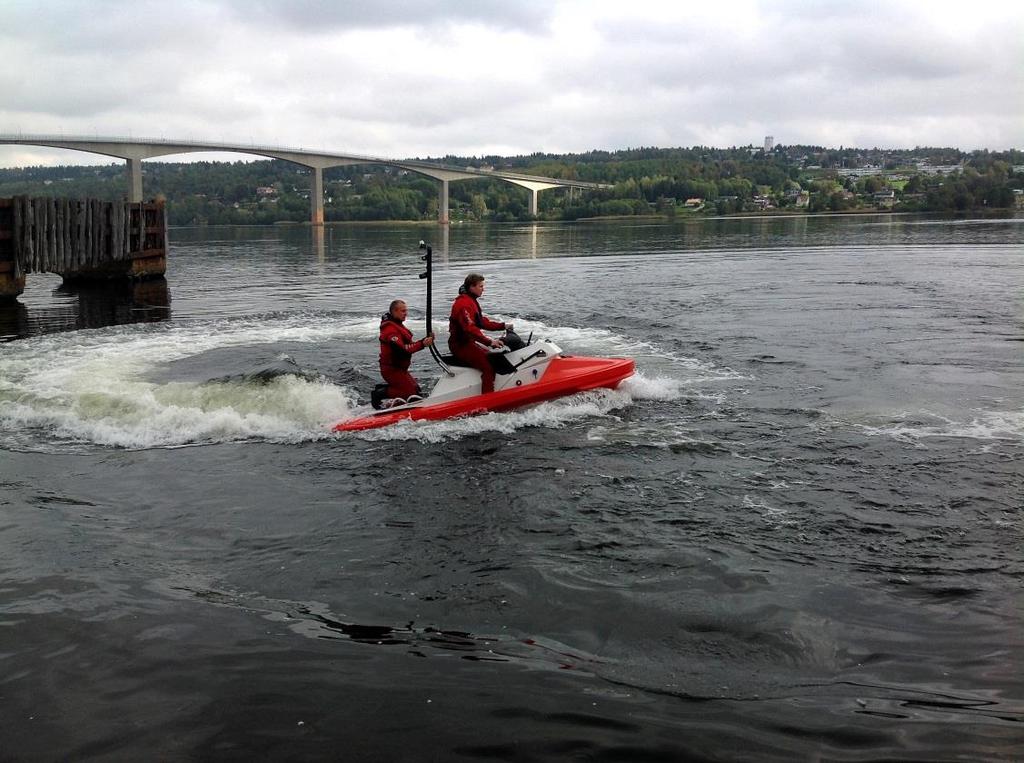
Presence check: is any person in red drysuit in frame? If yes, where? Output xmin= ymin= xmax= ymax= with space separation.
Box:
xmin=379 ymin=300 xmax=434 ymax=400
xmin=448 ymin=273 xmax=513 ymax=394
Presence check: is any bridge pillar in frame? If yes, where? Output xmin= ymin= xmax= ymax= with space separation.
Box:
xmin=502 ymin=179 xmax=559 ymax=219
xmin=310 ymin=166 xmax=324 ymax=226
xmin=438 ymin=179 xmax=449 ymax=225
xmin=126 ymin=158 xmax=143 ymax=202
xmin=528 ymin=188 xmax=539 ymax=216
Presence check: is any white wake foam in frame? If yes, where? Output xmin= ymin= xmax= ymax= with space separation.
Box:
xmin=1 ymin=315 xmax=737 ymax=450
xmin=508 ymin=319 xmax=746 ymax=383
xmin=353 ymin=388 xmax=635 ymax=443
xmin=0 ymin=315 xmax=369 ymax=450
xmin=855 ymin=410 xmax=1024 ymax=445
xmin=343 ymin=370 xmax=729 ymax=444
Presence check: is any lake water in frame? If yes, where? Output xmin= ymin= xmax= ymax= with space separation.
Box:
xmin=1 ymin=214 xmax=1022 ymax=760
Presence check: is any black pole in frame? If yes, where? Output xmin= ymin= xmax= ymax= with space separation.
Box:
xmin=418 ymin=241 xmax=432 ymax=335
xmin=418 ymin=240 xmax=452 ymax=375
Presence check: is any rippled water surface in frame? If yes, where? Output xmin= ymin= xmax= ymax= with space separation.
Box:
xmin=1 ymin=215 xmax=1022 ymax=760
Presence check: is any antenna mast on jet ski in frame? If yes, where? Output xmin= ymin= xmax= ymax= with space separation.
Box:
xmin=419 ymin=240 xmax=454 ymax=375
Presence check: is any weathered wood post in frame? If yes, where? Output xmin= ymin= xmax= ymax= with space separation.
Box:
xmin=0 ymin=198 xmax=24 ymax=299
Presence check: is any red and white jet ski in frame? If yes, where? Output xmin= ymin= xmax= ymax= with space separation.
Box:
xmin=334 ymin=337 xmax=634 ymax=432
xmin=333 ymin=242 xmax=634 ymax=433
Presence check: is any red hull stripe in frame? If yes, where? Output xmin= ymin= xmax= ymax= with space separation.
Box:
xmin=334 ymin=356 xmax=635 ymax=432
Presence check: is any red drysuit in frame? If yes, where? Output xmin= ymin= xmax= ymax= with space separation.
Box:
xmin=448 ymin=291 xmax=506 ymax=394
xmin=379 ymin=315 xmax=426 ymax=399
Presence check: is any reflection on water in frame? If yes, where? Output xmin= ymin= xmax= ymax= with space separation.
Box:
xmin=4 ymin=213 xmax=1022 ymax=342
xmin=0 ymin=277 xmax=170 ymax=341
xmin=313 ymin=226 xmax=326 ymax=267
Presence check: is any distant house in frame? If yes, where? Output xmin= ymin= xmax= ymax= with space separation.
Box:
xmin=873 ymin=190 xmax=896 ymax=208
xmin=752 ymin=195 xmax=772 ymax=209
xmin=1014 ymin=189 xmax=1024 ymax=209
xmin=915 ymin=163 xmax=963 ymax=176
xmin=684 ymin=198 xmax=704 ymax=208
xmin=795 ymin=192 xmax=810 ymax=208
xmin=256 ymin=186 xmax=276 ymax=197
xmin=838 ymin=165 xmax=883 ymax=178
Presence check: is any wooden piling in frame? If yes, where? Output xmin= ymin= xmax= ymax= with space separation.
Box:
xmin=12 ymin=196 xmax=23 ymax=279
xmin=25 ymin=196 xmax=35 ymax=272
xmin=36 ymin=198 xmax=45 ymax=273
xmin=61 ymin=198 xmax=71 ymax=272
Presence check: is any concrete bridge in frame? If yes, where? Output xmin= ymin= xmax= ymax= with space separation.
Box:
xmin=0 ymin=134 xmax=610 ymax=225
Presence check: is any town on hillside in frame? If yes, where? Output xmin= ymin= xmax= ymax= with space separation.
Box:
xmin=0 ymin=141 xmax=1020 ymax=226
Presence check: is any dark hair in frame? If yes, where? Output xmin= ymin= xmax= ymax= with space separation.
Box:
xmin=463 ymin=273 xmax=485 ymax=289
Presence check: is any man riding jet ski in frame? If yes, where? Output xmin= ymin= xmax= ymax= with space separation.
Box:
xmin=447 ymin=272 xmax=514 ymax=394
xmin=372 ymin=299 xmax=435 ymax=410
xmin=334 ymin=242 xmax=634 ymax=432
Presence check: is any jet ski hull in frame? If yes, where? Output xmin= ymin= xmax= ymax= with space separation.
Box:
xmin=334 ymin=356 xmax=634 ymax=432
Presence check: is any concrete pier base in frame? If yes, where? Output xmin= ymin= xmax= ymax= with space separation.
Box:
xmin=311 ymin=166 xmax=324 ymax=226
xmin=126 ymin=157 xmax=144 ymax=203
xmin=438 ymin=179 xmax=449 ymax=224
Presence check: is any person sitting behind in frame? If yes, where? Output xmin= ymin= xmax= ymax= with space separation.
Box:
xmin=448 ymin=273 xmax=513 ymax=394
xmin=379 ymin=299 xmax=434 ymax=400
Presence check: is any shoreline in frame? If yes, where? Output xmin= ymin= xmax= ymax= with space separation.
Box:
xmin=166 ymin=208 xmax=1020 ymax=230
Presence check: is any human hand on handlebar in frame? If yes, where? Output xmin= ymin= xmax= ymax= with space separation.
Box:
xmin=423 ymin=335 xmax=434 ymax=347
xmin=490 ymin=338 xmax=504 ymax=349
xmin=505 ymin=322 xmax=514 ymax=332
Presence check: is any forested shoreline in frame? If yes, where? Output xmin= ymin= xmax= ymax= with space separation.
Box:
xmin=1 ymin=144 xmax=1020 ymax=226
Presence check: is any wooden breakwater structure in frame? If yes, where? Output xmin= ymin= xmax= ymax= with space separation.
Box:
xmin=0 ymin=196 xmax=167 ymax=299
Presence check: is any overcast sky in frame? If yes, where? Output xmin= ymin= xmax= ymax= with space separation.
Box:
xmin=1 ymin=0 xmax=1021 ymax=167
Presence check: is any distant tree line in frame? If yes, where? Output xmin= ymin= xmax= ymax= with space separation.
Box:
xmin=0 ymin=145 xmax=1019 ymax=225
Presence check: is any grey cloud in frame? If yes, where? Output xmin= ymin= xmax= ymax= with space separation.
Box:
xmin=536 ymin=4 xmax=1021 ymax=149
xmin=0 ymin=1 xmax=227 ymax=56
xmin=588 ymin=12 xmax=990 ymax=91
xmin=238 ymin=0 xmax=554 ymax=33
xmin=1 ymin=0 xmax=1022 ymax=158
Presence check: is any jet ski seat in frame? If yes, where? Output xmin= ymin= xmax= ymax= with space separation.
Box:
xmin=439 ymin=353 xmax=517 ymax=375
